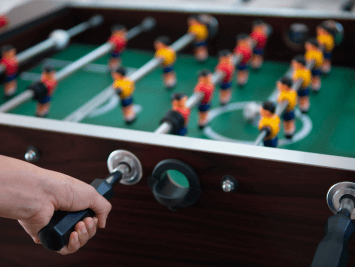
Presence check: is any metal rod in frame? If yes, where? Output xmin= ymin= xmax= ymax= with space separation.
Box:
xmin=0 ymin=16 xmax=103 ymax=75
xmin=0 ymin=90 xmax=34 ymax=112
xmin=64 ymin=33 xmax=195 ymax=123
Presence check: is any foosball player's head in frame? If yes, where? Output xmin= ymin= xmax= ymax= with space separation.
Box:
xmin=316 ymin=24 xmax=333 ymax=38
xmin=112 ymin=66 xmax=126 ymax=81
xmin=1 ymin=45 xmax=16 ymax=59
xmin=260 ymin=101 xmax=276 ymax=118
xmin=236 ymin=33 xmax=251 ymax=47
xmin=171 ymin=92 xmax=188 ymax=109
xmin=277 ymin=76 xmax=293 ymax=92
xmin=154 ymin=36 xmax=171 ymax=50
xmin=42 ymin=65 xmax=56 ymax=80
xmin=305 ymin=38 xmax=321 ymax=52
xmin=292 ymin=55 xmax=307 ymax=70
xmin=252 ymin=19 xmax=267 ymax=34
xmin=198 ymin=69 xmax=212 ymax=83
xmin=111 ymin=24 xmax=127 ymax=37
xmin=188 ymin=14 xmax=203 ymax=27
xmin=218 ymin=49 xmax=232 ymax=63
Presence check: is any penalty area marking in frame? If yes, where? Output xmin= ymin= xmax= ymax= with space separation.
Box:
xmin=203 ymin=101 xmax=313 ymax=147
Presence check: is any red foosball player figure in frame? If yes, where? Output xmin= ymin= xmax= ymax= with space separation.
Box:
xmin=258 ymin=101 xmax=280 ymax=148
xmin=0 ymin=45 xmax=18 ymax=99
xmin=316 ymin=23 xmax=335 ymax=74
xmin=234 ymin=34 xmax=252 ymax=87
xmin=188 ymin=15 xmax=209 ymax=62
xmin=277 ymin=76 xmax=297 ymax=139
xmin=305 ymin=38 xmax=324 ymax=92
xmin=249 ymin=20 xmax=268 ymax=69
xmin=215 ymin=49 xmax=235 ymax=105
xmin=171 ymin=93 xmax=190 ymax=136
xmin=194 ymin=69 xmax=215 ymax=129
xmin=36 ymin=66 xmax=57 ymax=117
xmin=108 ymin=24 xmax=127 ymax=71
xmin=112 ymin=66 xmax=136 ymax=124
xmin=154 ymin=36 xmax=177 ymax=89
xmin=291 ymin=55 xmax=312 ymax=114
xmin=0 ymin=15 xmax=8 ymax=28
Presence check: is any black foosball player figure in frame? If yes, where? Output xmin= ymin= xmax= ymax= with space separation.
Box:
xmin=316 ymin=23 xmax=335 ymax=74
xmin=171 ymin=93 xmax=190 ymax=136
xmin=249 ymin=19 xmax=269 ymax=69
xmin=154 ymin=36 xmax=177 ymax=89
xmin=111 ymin=66 xmax=137 ymax=125
xmin=194 ymin=69 xmax=215 ymax=129
xmin=36 ymin=66 xmax=57 ymax=117
xmin=187 ymin=15 xmax=209 ymax=62
xmin=233 ymin=34 xmax=252 ymax=87
xmin=108 ymin=24 xmax=127 ymax=71
xmin=304 ymin=38 xmax=324 ymax=92
xmin=291 ymin=55 xmax=312 ymax=114
xmin=258 ymin=101 xmax=280 ymax=147
xmin=277 ymin=76 xmax=298 ymax=139
xmin=0 ymin=45 xmax=18 ymax=99
xmin=215 ymin=49 xmax=235 ymax=106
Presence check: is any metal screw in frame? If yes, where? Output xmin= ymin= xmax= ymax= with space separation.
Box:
xmin=221 ymin=176 xmax=238 ymax=192
xmin=24 ymin=146 xmax=41 ymax=162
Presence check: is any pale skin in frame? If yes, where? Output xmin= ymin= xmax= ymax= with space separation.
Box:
xmin=291 ymin=60 xmax=310 ymax=112
xmin=109 ymin=30 xmax=126 ymax=70
xmin=111 ymin=72 xmax=135 ymax=120
xmin=154 ymin=41 xmax=176 ymax=87
xmin=188 ymin=18 xmax=208 ymax=61
xmin=277 ymin=81 xmax=295 ymax=134
xmin=2 ymin=48 xmax=17 ymax=96
xmin=0 ymin=155 xmax=111 ymax=255
xmin=305 ymin=42 xmax=321 ymax=89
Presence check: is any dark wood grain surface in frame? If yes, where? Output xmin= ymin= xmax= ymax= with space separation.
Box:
xmin=0 ymin=2 xmax=354 ymax=266
xmin=0 ymin=124 xmax=354 ymax=266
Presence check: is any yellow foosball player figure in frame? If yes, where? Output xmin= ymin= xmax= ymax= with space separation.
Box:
xmin=171 ymin=93 xmax=190 ymax=136
xmin=277 ymin=76 xmax=298 ymax=139
xmin=188 ymin=15 xmax=209 ymax=62
xmin=111 ymin=67 xmax=136 ymax=125
xmin=291 ymin=55 xmax=311 ymax=114
xmin=0 ymin=45 xmax=18 ymax=99
xmin=154 ymin=36 xmax=177 ymax=89
xmin=215 ymin=49 xmax=235 ymax=106
xmin=36 ymin=66 xmax=57 ymax=118
xmin=316 ymin=23 xmax=335 ymax=74
xmin=305 ymin=38 xmax=324 ymax=92
xmin=108 ymin=24 xmax=127 ymax=71
xmin=258 ymin=101 xmax=280 ymax=148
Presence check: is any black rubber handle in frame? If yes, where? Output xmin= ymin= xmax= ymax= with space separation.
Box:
xmin=311 ymin=213 xmax=355 ymax=267
xmin=38 ymin=171 xmax=122 ymax=251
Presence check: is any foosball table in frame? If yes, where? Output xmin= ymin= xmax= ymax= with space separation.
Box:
xmin=0 ymin=1 xmax=355 ymax=266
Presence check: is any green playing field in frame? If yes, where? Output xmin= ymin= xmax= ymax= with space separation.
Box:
xmin=3 ymin=43 xmax=355 ymax=158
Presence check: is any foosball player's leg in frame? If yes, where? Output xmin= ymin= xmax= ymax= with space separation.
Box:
xmin=263 ymin=136 xmax=278 ymax=147
xmin=220 ymin=82 xmax=232 ymax=106
xmin=311 ymin=68 xmax=322 ymax=92
xmin=236 ymin=63 xmax=249 ymax=87
xmin=282 ymin=110 xmax=296 ymax=139
xmin=4 ymin=74 xmax=17 ymax=99
xmin=163 ymin=65 xmax=177 ymax=89
xmin=298 ymin=88 xmax=310 ymax=114
xmin=36 ymin=97 xmax=51 ymax=118
xmin=121 ymin=96 xmax=136 ymax=124
xmin=322 ymin=52 xmax=332 ymax=74
xmin=194 ymin=41 xmax=208 ymax=62
xmin=198 ymin=103 xmax=210 ymax=129
xmin=109 ymin=51 xmax=121 ymax=71
xmin=251 ymin=47 xmax=264 ymax=69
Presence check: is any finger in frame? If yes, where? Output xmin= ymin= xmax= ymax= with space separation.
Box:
xmin=93 ymin=217 xmax=99 ymax=229
xmin=83 ymin=217 xmax=97 ymax=239
xmin=75 ymin=221 xmax=89 ymax=248
xmin=58 ymin=231 xmax=80 ymax=255
xmin=89 ymin=194 xmax=112 ymax=229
